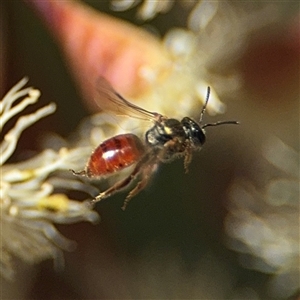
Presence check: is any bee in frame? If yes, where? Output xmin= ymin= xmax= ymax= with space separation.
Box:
xmin=72 ymin=78 xmax=239 ymax=210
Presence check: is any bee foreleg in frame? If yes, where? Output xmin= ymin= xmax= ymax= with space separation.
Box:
xmin=183 ymin=143 xmax=193 ymax=173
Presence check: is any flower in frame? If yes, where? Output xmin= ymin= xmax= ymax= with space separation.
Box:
xmin=0 ymin=78 xmax=99 ymax=280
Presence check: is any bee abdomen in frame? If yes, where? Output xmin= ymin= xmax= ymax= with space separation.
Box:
xmin=86 ymin=134 xmax=145 ymax=177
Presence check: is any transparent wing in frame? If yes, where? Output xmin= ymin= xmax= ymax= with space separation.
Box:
xmin=94 ymin=77 xmax=163 ymax=122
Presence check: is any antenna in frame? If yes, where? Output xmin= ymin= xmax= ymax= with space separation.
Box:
xmin=199 ymin=86 xmax=239 ymax=128
xmin=199 ymin=86 xmax=210 ymax=124
xmin=202 ymin=120 xmax=239 ymax=128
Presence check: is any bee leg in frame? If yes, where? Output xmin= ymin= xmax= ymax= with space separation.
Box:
xmin=183 ymin=144 xmax=193 ymax=174
xmin=92 ymin=161 xmax=143 ymax=205
xmin=121 ymin=162 xmax=158 ymax=211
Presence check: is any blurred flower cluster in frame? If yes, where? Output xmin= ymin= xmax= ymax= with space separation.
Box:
xmin=226 ymin=136 xmax=299 ymax=298
xmin=0 ymin=78 xmax=99 ymax=280
xmin=108 ymin=1 xmax=279 ymax=120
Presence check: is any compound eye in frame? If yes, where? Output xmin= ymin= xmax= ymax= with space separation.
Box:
xmin=182 ymin=117 xmax=206 ymax=146
xmin=195 ymin=129 xmax=205 ymax=145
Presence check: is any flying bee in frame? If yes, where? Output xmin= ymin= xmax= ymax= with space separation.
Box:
xmin=72 ymin=78 xmax=239 ymax=210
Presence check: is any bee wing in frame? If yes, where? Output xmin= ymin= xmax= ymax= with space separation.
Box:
xmin=95 ymin=77 xmax=162 ymax=122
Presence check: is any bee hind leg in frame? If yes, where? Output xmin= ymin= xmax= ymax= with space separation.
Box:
xmin=92 ymin=163 xmax=142 ymax=205
xmin=121 ymin=162 xmax=158 ymax=211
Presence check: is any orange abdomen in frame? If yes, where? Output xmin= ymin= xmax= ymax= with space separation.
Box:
xmin=86 ymin=134 xmax=145 ymax=177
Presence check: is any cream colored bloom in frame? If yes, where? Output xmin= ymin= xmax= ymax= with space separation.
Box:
xmin=0 ymin=78 xmax=99 ymax=280
xmin=107 ymin=1 xmax=279 ymax=126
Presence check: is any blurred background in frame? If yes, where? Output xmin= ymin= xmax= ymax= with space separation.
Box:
xmin=1 ymin=1 xmax=299 ymax=299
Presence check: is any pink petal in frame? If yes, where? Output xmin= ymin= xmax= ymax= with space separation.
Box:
xmin=26 ymin=0 xmax=167 ymax=111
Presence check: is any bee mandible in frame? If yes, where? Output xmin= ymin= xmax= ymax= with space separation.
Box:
xmin=72 ymin=78 xmax=239 ymax=210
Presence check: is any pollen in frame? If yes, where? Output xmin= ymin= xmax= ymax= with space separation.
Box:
xmin=37 ymin=194 xmax=70 ymax=212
